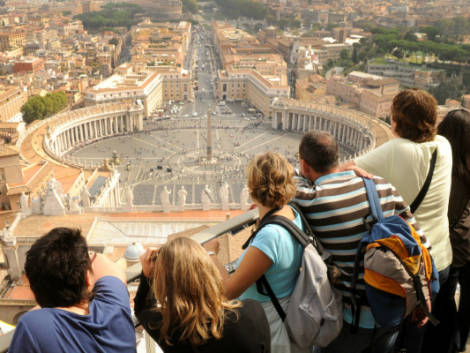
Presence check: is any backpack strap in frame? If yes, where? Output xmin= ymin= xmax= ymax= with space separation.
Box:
xmin=410 ymin=149 xmax=438 ymax=214
xmin=350 ymin=178 xmax=382 ymax=333
xmin=242 ymin=207 xmax=280 ymax=250
xmin=247 ymin=209 xmax=318 ymax=322
xmin=363 ymin=177 xmax=384 ymax=222
xmin=256 ymin=275 xmax=287 ymax=321
xmin=254 ymin=215 xmax=307 ymax=322
xmin=288 ymin=201 xmax=326 ymax=256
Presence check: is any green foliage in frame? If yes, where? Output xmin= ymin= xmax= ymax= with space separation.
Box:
xmin=74 ymin=2 xmax=143 ymax=31
xmin=429 ymin=78 xmax=463 ymax=104
xmin=21 ymin=92 xmax=68 ymax=124
xmin=430 ymin=17 xmax=470 ymax=40
xmin=340 ymin=49 xmax=350 ymax=61
xmin=215 ymin=0 xmax=267 ymax=20
xmin=108 ymin=38 xmax=119 ymax=46
xmin=183 ymin=0 xmax=199 ymax=13
xmin=422 ymin=26 xmax=440 ymax=41
xmin=62 ymin=10 xmax=72 ymax=16
xmin=356 ymin=25 xmax=470 ymax=64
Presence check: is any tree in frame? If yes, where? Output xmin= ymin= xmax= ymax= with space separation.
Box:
xmin=352 ymin=44 xmax=358 ymax=64
xmin=183 ymin=0 xmax=198 ymax=13
xmin=422 ymin=26 xmax=440 ymax=41
xmin=340 ymin=49 xmax=350 ymax=61
xmin=109 ymin=38 xmax=119 ymax=46
xmin=21 ymin=92 xmax=68 ymax=124
xmin=74 ymin=3 xmax=143 ymax=31
xmin=214 ymin=0 xmax=267 ymax=20
xmin=21 ymin=96 xmax=46 ymax=124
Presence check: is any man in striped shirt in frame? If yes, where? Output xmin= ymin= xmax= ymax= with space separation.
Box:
xmin=294 ymin=131 xmax=427 ymax=353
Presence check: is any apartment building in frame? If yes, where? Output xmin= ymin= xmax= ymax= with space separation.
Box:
xmin=0 ymin=29 xmax=25 ymax=51
xmin=0 ymin=86 xmax=27 ymax=123
xmin=84 ymin=68 xmax=164 ymax=117
xmin=213 ymin=23 xmax=290 ymax=117
xmin=84 ymin=64 xmax=193 ymax=116
xmin=327 ymin=71 xmax=399 ymax=118
xmin=367 ymin=59 xmax=444 ymax=89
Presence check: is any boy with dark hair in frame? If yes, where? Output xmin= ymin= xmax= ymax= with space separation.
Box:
xmin=9 ymin=227 xmax=136 ymax=353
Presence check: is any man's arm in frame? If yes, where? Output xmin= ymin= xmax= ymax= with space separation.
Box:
xmin=90 ymin=252 xmax=126 ymax=284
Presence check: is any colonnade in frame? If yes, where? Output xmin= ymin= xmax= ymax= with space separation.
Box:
xmin=271 ymin=108 xmax=375 ymax=155
xmin=42 ymin=103 xmax=145 ymax=163
xmin=50 ymin=114 xmax=135 ymax=156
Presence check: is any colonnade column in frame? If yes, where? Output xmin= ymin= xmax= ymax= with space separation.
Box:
xmin=127 ymin=115 xmax=132 ymax=133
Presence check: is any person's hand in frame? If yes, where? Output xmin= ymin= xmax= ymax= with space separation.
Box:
xmin=411 ymin=299 xmax=431 ymax=327
xmin=203 ymin=239 xmax=220 ymax=255
xmin=340 ymin=161 xmax=373 ymax=179
xmin=140 ymin=248 xmax=159 ymax=278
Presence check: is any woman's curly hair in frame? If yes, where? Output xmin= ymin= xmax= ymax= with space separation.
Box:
xmin=247 ymin=152 xmax=296 ymax=209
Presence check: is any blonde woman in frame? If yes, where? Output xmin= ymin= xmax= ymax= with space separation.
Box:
xmin=204 ymin=152 xmax=306 ymax=353
xmin=134 ymin=237 xmax=271 ymax=353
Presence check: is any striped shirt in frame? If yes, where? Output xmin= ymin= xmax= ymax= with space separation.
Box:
xmin=294 ymin=170 xmax=425 ymax=328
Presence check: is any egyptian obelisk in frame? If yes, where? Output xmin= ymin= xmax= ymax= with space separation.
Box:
xmin=207 ymin=108 xmax=212 ymax=161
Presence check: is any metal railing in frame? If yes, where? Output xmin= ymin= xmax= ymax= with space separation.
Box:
xmin=0 ymin=208 xmax=259 ymax=352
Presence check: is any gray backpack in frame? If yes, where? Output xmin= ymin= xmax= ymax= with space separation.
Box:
xmin=244 ymin=202 xmax=343 ymax=348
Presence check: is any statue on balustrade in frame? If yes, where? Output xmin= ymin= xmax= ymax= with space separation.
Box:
xmin=161 ymin=186 xmax=171 ymax=213
xmin=201 ymin=185 xmax=212 ymax=211
xmin=240 ymin=186 xmax=250 ymax=211
xmin=177 ymin=186 xmax=187 ymax=211
xmin=20 ymin=192 xmax=30 ymax=215
xmin=219 ymin=182 xmax=230 ymax=210
xmin=124 ymin=183 xmax=133 ymax=208
xmin=81 ymin=186 xmax=91 ymax=208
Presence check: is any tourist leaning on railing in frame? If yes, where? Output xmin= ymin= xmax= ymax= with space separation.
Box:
xmin=422 ymin=109 xmax=470 ymax=353
xmin=134 ymin=237 xmax=271 ymax=353
xmin=344 ymin=89 xmax=453 ymax=353
xmin=8 ymin=227 xmax=136 ymax=353
xmin=204 ymin=152 xmax=309 ymax=353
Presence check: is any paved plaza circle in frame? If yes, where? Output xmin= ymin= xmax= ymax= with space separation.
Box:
xmin=68 ymin=115 xmax=349 ymax=206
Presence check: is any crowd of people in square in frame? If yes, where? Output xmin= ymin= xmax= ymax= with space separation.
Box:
xmin=9 ymin=89 xmax=470 ymax=353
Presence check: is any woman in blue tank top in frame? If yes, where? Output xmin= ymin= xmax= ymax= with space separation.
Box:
xmin=205 ymin=152 xmax=305 ymax=353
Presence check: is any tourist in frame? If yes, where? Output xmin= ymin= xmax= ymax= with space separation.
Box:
xmin=293 ymin=131 xmax=427 ymax=353
xmin=421 ymin=109 xmax=470 ymax=353
xmin=134 ymin=238 xmax=270 ymax=353
xmin=9 ymin=227 xmax=136 ymax=353
xmin=346 ymin=89 xmax=453 ymax=352
xmin=204 ymin=151 xmax=307 ymax=353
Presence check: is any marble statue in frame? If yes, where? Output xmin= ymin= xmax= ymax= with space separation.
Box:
xmin=125 ymin=183 xmax=133 ymax=207
xmin=161 ymin=186 xmax=171 ymax=213
xmin=219 ymin=182 xmax=230 ymax=210
xmin=201 ymin=185 xmax=212 ymax=211
xmin=69 ymin=197 xmax=82 ymax=214
xmin=43 ymin=178 xmax=66 ymax=216
xmin=19 ymin=192 xmax=30 ymax=214
xmin=31 ymin=195 xmax=42 ymax=215
xmin=81 ymin=186 xmax=91 ymax=208
xmin=0 ymin=221 xmax=13 ymax=241
xmin=240 ymin=186 xmax=250 ymax=210
xmin=177 ymin=186 xmax=187 ymax=211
